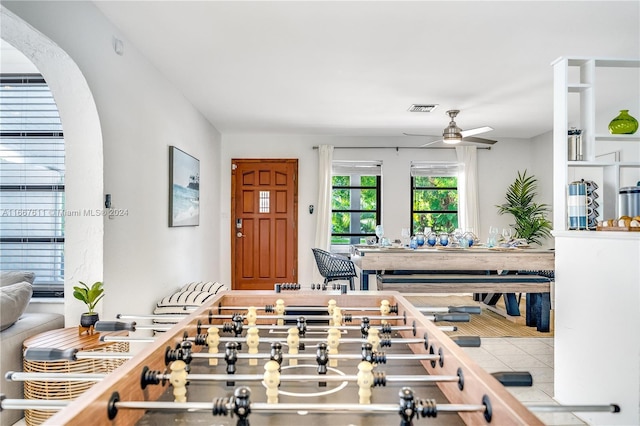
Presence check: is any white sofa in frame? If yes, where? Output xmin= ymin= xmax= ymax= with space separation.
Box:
xmin=0 ymin=272 xmax=64 ymax=426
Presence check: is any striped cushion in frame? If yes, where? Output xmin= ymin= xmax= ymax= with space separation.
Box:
xmin=152 ymin=281 xmax=229 ymax=323
xmin=179 ymin=281 xmax=228 ymax=293
xmin=156 ymin=290 xmax=216 ymax=308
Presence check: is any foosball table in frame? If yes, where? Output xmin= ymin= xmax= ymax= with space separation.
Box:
xmin=1 ymin=289 xmax=618 ymax=425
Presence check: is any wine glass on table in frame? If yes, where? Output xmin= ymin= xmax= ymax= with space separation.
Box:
xmin=488 ymin=226 xmax=498 ymax=247
xmin=502 ymin=227 xmax=512 ymax=245
xmin=375 ymin=225 xmax=384 ymax=246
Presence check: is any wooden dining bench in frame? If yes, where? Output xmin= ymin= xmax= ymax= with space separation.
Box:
xmin=376 ymin=272 xmax=552 ymax=332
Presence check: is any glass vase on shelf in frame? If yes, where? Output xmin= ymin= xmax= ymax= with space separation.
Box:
xmin=608 ymin=110 xmax=638 ymax=135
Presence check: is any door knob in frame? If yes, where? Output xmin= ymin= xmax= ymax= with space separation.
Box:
xmin=236 ymin=232 xmax=245 ymax=238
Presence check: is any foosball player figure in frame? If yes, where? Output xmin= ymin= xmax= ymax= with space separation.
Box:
xmin=380 ymin=300 xmax=391 ymax=324
xmin=246 ymin=327 xmax=260 ymax=366
xmin=246 ymin=306 xmax=258 ymax=326
xmin=316 ymin=342 xmax=329 ymax=386
xmin=357 ymin=361 xmax=374 ymax=404
xmin=327 ymin=299 xmax=337 ymax=315
xmin=263 ymin=360 xmax=281 ymax=404
xmin=286 ymin=327 xmax=299 ymax=366
xmin=275 ymin=299 xmax=285 ymax=326
xmin=327 ymin=327 xmax=341 ymax=367
xmin=332 ymin=306 xmax=343 ymax=327
xmin=225 ymin=342 xmax=238 ymax=386
xmin=368 ymin=328 xmax=381 ymax=352
xmin=270 ymin=342 xmax=284 ymax=371
xmin=169 ymin=360 xmax=188 ymax=403
xmin=361 ymin=317 xmax=371 ymax=338
xmin=206 ymin=327 xmax=220 ymax=366
xmin=296 ymin=316 xmax=307 ymax=338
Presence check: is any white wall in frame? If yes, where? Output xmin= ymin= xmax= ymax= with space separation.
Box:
xmin=221 ymin=134 xmax=547 ymax=287
xmin=529 ymin=130 xmax=555 ymax=250
xmin=4 ymin=1 xmax=223 ymax=321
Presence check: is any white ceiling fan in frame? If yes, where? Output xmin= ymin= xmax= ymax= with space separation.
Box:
xmin=404 ymin=109 xmax=497 ymax=147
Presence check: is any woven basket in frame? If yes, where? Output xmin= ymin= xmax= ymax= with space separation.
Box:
xmin=23 ymin=341 xmax=129 ymax=425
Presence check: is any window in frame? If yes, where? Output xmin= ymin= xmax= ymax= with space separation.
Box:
xmin=411 ymin=162 xmax=458 ymax=234
xmin=0 ymin=73 xmax=65 ymax=297
xmin=331 ymin=161 xmax=381 ymax=246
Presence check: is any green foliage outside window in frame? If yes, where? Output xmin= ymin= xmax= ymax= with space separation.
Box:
xmin=412 ymin=176 xmax=458 ymax=234
xmin=331 ymin=175 xmax=379 ymax=244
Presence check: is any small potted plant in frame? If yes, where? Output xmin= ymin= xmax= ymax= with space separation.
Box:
xmin=73 ymin=281 xmax=104 ymax=327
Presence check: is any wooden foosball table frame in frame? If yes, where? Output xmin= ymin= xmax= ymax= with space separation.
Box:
xmin=44 ymin=290 xmax=543 ymax=425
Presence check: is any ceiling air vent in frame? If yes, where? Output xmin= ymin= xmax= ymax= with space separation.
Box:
xmin=408 ymin=104 xmax=438 ymax=112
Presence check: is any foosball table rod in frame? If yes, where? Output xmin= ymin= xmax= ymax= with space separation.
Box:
xmin=202 ymin=303 xmax=480 ymax=315
xmin=100 ymin=334 xmax=444 ymax=347
xmin=107 ymin=322 xmax=429 ymax=333
xmin=0 ymin=391 xmax=621 ymax=423
xmin=5 ymin=371 xmax=461 ymax=385
xmin=18 ymin=348 xmax=442 ymax=364
xmin=5 ymin=369 xmax=534 ymax=389
xmin=116 ymin=305 xmax=478 ymax=323
xmin=99 ymin=311 xmax=468 ymax=335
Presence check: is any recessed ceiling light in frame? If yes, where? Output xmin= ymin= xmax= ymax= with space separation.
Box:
xmin=408 ymin=104 xmax=438 ymax=113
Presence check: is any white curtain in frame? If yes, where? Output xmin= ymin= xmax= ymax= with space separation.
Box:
xmin=313 ymin=145 xmax=334 ymax=282
xmin=456 ymin=146 xmax=480 ymax=235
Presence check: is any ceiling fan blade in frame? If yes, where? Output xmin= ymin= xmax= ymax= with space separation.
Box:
xmin=461 ymin=136 xmax=497 ymax=145
xmin=420 ymin=139 xmax=444 ymax=147
xmin=460 ymin=126 xmax=493 ymax=138
xmin=401 ymin=132 xmax=443 ymax=147
xmin=402 ymin=132 xmax=438 ymax=137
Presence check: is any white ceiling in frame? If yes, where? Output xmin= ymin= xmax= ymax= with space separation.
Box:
xmin=88 ymin=2 xmax=637 ymax=141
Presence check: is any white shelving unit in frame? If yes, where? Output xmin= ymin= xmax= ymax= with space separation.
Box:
xmin=552 ymin=57 xmax=640 ymax=230
xmin=552 ymin=57 xmax=640 ymax=425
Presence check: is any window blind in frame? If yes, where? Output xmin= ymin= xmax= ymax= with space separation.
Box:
xmin=332 ymin=160 xmax=382 ymax=176
xmin=0 ymin=73 xmax=65 ymax=296
xmin=410 ymin=161 xmax=460 ymax=177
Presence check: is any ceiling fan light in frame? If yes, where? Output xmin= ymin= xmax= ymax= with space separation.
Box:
xmin=443 ymin=134 xmax=462 ymax=144
xmin=442 ymin=125 xmax=462 ymax=144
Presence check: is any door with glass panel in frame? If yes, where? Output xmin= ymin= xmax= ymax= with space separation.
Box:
xmin=231 ymin=159 xmax=298 ymax=290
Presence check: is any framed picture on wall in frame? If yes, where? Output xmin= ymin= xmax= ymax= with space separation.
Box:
xmin=169 ymin=146 xmax=200 ymax=227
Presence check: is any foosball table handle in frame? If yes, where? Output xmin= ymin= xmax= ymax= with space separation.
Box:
xmin=24 ymin=347 xmax=79 ymax=362
xmin=94 ymin=321 xmax=137 ymax=332
xmin=450 ymin=336 xmax=481 ymax=348
xmin=447 ymin=306 xmax=482 ymax=314
xmin=433 ymin=313 xmax=470 ymax=322
xmin=491 ymin=371 xmax=533 ymax=387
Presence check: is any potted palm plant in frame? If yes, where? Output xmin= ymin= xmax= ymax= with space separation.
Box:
xmin=496 ymin=170 xmax=552 ymax=245
xmin=73 ymin=281 xmax=104 ymax=327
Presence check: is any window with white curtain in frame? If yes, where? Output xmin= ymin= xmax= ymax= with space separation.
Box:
xmin=331 ymin=160 xmax=382 ymax=246
xmin=410 ymin=161 xmax=459 ymax=234
xmin=0 ymin=73 xmax=65 ymax=297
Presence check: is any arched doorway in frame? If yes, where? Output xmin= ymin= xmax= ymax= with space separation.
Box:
xmin=1 ymin=5 xmax=104 ymax=325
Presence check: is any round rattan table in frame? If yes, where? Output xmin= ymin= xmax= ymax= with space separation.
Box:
xmin=22 ymin=327 xmax=129 ymax=425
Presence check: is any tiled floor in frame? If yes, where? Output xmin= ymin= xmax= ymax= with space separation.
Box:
xmin=462 ymin=337 xmax=586 ymax=425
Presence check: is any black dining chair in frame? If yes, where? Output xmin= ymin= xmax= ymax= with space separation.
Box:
xmin=311 ymin=248 xmax=358 ymax=291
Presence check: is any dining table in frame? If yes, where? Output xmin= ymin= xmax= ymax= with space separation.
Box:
xmin=350 ymin=244 xmax=555 ymax=290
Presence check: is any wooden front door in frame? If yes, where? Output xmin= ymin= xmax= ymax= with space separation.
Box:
xmin=231 ymin=159 xmax=298 ymax=290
